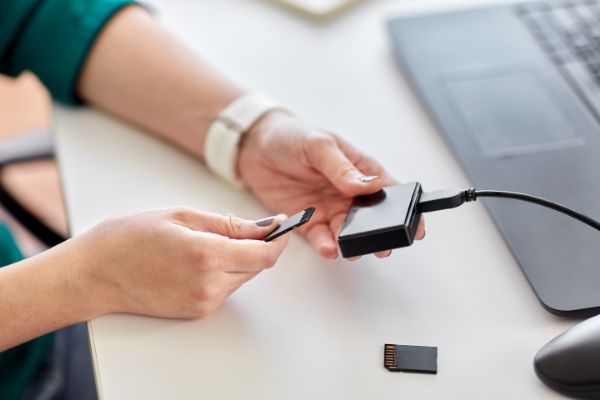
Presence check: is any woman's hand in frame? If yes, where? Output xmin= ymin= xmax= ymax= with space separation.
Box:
xmin=76 ymin=208 xmax=288 ymax=319
xmin=238 ymin=111 xmax=425 ymax=259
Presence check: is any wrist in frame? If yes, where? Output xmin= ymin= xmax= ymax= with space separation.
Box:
xmin=237 ymin=110 xmax=287 ymax=176
xmin=65 ymin=233 xmax=121 ymax=318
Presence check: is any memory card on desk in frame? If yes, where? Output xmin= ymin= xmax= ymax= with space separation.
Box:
xmin=384 ymin=343 xmax=438 ymax=374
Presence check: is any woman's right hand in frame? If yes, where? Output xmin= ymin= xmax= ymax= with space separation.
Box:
xmin=73 ymin=207 xmax=288 ymax=319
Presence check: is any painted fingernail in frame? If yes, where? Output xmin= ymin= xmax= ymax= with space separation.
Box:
xmin=359 ymin=175 xmax=379 ymax=183
xmin=255 ymin=216 xmax=276 ymax=227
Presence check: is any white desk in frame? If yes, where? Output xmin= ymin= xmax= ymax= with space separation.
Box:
xmin=55 ymin=0 xmax=574 ymax=398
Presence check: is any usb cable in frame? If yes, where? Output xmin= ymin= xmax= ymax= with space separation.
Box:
xmin=418 ymin=188 xmax=600 ymax=231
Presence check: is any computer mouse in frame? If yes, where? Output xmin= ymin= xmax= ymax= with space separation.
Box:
xmin=534 ymin=315 xmax=600 ymax=399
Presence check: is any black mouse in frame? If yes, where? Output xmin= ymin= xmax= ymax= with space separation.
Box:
xmin=535 ymin=315 xmax=600 ymax=399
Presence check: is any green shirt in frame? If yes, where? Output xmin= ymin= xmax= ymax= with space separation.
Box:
xmin=0 ymin=0 xmax=134 ymax=397
xmin=0 ymin=0 xmax=134 ymax=104
xmin=0 ymin=225 xmax=53 ymax=400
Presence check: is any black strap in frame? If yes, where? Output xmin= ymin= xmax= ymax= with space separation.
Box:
xmin=0 ymin=132 xmax=67 ymax=247
xmin=0 ymin=183 xmax=65 ymax=246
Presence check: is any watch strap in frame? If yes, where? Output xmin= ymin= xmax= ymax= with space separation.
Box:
xmin=204 ymin=93 xmax=280 ymax=187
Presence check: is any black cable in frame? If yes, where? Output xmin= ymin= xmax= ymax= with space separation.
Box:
xmin=469 ymin=189 xmax=600 ymax=231
xmin=418 ymin=187 xmax=600 ymax=232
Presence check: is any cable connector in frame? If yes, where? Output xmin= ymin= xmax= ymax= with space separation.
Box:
xmin=417 ymin=188 xmax=476 ymax=213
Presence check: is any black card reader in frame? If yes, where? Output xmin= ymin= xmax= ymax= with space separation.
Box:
xmin=337 ymin=182 xmax=423 ymax=258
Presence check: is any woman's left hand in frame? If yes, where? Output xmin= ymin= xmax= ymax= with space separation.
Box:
xmin=237 ymin=111 xmax=425 ymax=259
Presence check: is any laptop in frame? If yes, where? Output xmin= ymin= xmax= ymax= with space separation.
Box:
xmin=388 ymin=0 xmax=600 ymax=317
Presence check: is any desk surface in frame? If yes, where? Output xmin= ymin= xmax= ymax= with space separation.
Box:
xmin=55 ymin=0 xmax=573 ymax=398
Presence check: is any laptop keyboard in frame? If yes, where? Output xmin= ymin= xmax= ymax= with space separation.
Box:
xmin=517 ymin=0 xmax=600 ymax=116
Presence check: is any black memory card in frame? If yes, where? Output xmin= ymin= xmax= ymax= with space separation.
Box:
xmin=384 ymin=343 xmax=438 ymax=374
xmin=264 ymin=207 xmax=315 ymax=242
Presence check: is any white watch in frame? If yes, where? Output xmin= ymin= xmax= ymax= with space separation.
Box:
xmin=204 ymin=93 xmax=281 ymax=187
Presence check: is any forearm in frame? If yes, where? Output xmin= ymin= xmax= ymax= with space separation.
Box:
xmin=0 ymin=240 xmax=102 ymax=350
xmin=78 ymin=6 xmax=243 ymax=159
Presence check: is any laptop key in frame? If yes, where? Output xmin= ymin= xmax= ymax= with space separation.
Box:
xmin=559 ymin=61 xmax=600 ymax=115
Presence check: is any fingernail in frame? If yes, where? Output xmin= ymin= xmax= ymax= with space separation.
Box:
xmin=255 ymin=216 xmax=276 ymax=227
xmin=358 ymin=175 xmax=379 ymax=183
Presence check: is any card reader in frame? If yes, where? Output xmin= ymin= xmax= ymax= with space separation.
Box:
xmin=337 ymin=182 xmax=423 ymax=258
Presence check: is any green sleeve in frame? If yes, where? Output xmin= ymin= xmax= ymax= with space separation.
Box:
xmin=0 ymin=0 xmax=136 ymax=104
xmin=0 ymin=223 xmax=55 ymax=400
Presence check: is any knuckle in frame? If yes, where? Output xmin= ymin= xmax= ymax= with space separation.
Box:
xmin=336 ymin=164 xmax=357 ymax=180
xmin=196 ymin=285 xmax=220 ymax=302
xmin=226 ymin=215 xmax=244 ymax=235
xmin=191 ymin=298 xmax=222 ymax=319
xmin=170 ymin=206 xmax=194 ymax=220
xmin=188 ymin=302 xmax=211 ymax=319
xmin=308 ymin=134 xmax=335 ymax=150
xmin=187 ymin=242 xmax=208 ymax=266
xmin=263 ymin=250 xmax=279 ymax=268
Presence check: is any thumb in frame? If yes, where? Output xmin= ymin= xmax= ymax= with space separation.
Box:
xmin=208 ymin=213 xmax=286 ymax=240
xmin=310 ymin=138 xmax=384 ymax=196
